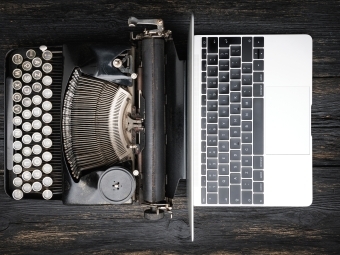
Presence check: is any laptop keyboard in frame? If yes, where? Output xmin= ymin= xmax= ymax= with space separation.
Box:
xmin=201 ymin=37 xmax=264 ymax=205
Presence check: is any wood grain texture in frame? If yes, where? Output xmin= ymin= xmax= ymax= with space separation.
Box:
xmin=0 ymin=0 xmax=339 ymax=254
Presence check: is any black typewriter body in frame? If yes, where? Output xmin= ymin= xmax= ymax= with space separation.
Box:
xmin=4 ymin=18 xmax=186 ymax=218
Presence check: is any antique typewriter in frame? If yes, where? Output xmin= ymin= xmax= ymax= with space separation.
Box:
xmin=4 ymin=17 xmax=186 ymax=219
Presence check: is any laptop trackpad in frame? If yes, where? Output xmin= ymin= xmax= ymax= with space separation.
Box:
xmin=265 ymin=86 xmax=310 ymax=155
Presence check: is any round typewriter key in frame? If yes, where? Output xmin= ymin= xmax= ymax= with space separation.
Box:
xmin=32 ymin=119 xmax=42 ymax=130
xmin=13 ymin=189 xmax=24 ymax=200
xmin=42 ymin=176 xmax=53 ymax=187
xmin=32 ymin=144 xmax=42 ymax=155
xmin=22 ymin=134 xmax=32 ymax=144
xmin=13 ymin=104 xmax=22 ymax=114
xmin=13 ymin=164 xmax=23 ymax=174
xmin=22 ymin=158 xmax=32 ymax=168
xmin=12 ymin=54 xmax=23 ymax=65
xmin=12 ymin=80 xmax=22 ymax=90
xmin=13 ymin=141 xmax=22 ymax=150
xmin=42 ymin=126 xmax=52 ymax=136
xmin=22 ymin=85 xmax=32 ymax=95
xmin=32 ymin=169 xmax=42 ymax=180
xmin=42 ymin=138 xmax=52 ymax=149
xmin=13 ymin=128 xmax=23 ymax=138
xmin=32 ymin=107 xmax=42 ymax=118
xmin=22 ymin=170 xmax=32 ymax=181
xmin=22 ymin=61 xmax=32 ymax=71
xmin=32 ymin=156 xmax=42 ymax=167
xmin=42 ymin=189 xmax=53 ymax=200
xmin=32 ymin=182 xmax=42 ymax=192
xmin=22 ymin=109 xmax=32 ymax=119
xmin=42 ymin=88 xmax=53 ymax=99
xmin=26 ymin=49 xmax=36 ymax=59
xmin=42 ymin=151 xmax=52 ymax=162
xmin=32 ymin=82 xmax=42 ymax=92
xmin=13 ymin=69 xmax=22 ymax=79
xmin=42 ymin=63 xmax=52 ymax=73
xmin=22 ymin=183 xmax=32 ymax=193
xmin=42 ymin=76 xmax=52 ymax=86
xmin=32 ymin=70 xmax=42 ymax=80
xmin=22 ymin=122 xmax=32 ymax=132
xmin=42 ymin=164 xmax=53 ymax=174
xmin=42 ymin=50 xmax=53 ymax=60
xmin=13 ymin=93 xmax=22 ymax=102
xmin=22 ymin=73 xmax=32 ymax=83
xmin=22 ymin=97 xmax=32 ymax=107
xmin=13 ymin=116 xmax=22 ymax=126
xmin=32 ymin=95 xmax=42 ymax=105
xmin=42 ymin=113 xmax=52 ymax=123
xmin=32 ymin=132 xmax=42 ymax=142
xmin=13 ymin=177 xmax=23 ymax=187
xmin=22 ymin=147 xmax=32 ymax=157
xmin=42 ymin=101 xmax=52 ymax=111
xmin=32 ymin=57 xmax=42 ymax=68
xmin=13 ymin=153 xmax=22 ymax=163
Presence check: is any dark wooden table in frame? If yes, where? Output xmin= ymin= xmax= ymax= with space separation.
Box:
xmin=1 ymin=1 xmax=340 ymax=254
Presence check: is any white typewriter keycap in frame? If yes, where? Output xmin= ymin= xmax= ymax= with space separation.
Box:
xmin=22 ymin=97 xmax=32 ymax=107
xmin=22 ymin=73 xmax=32 ymax=83
xmin=12 ymin=189 xmax=24 ymax=200
xmin=12 ymin=54 xmax=23 ymax=65
xmin=32 ymin=132 xmax=43 ymax=142
xmin=22 ymin=158 xmax=32 ymax=168
xmin=42 ymin=63 xmax=52 ymax=73
xmin=22 ymin=171 xmax=32 ymax=181
xmin=22 ymin=134 xmax=32 ymax=144
xmin=42 ymin=50 xmax=53 ymax=60
xmin=32 ymin=144 xmax=42 ymax=155
xmin=42 ymin=163 xmax=53 ymax=174
xmin=42 ymin=101 xmax=52 ymax=111
xmin=13 ymin=164 xmax=23 ymax=174
xmin=26 ymin=49 xmax=36 ymax=59
xmin=42 ymin=151 xmax=52 ymax=162
xmin=32 ymin=157 xmax=42 ymax=167
xmin=13 ymin=177 xmax=23 ymax=187
xmin=22 ymin=122 xmax=32 ymax=132
xmin=32 ymin=95 xmax=42 ymax=105
xmin=13 ymin=69 xmax=22 ymax=78
xmin=32 ymin=82 xmax=42 ymax=92
xmin=32 ymin=107 xmax=42 ymax=118
xmin=12 ymin=80 xmax=22 ymax=90
xmin=42 ymin=138 xmax=52 ymax=148
xmin=39 ymin=45 xmax=47 ymax=52
xmin=42 ymin=113 xmax=52 ymax=123
xmin=22 ymin=109 xmax=32 ymax=119
xmin=22 ymin=85 xmax=32 ymax=96
xmin=32 ymin=57 xmax=42 ymax=68
xmin=22 ymin=183 xmax=32 ymax=193
xmin=42 ymin=176 xmax=53 ymax=187
xmin=32 ymin=119 xmax=42 ymax=130
xmin=32 ymin=169 xmax=42 ymax=180
xmin=13 ymin=141 xmax=22 ymax=150
xmin=13 ymin=93 xmax=22 ymax=102
xmin=42 ymin=125 xmax=52 ymax=136
xmin=13 ymin=153 xmax=22 ymax=163
xmin=32 ymin=70 xmax=43 ymax=80
xmin=13 ymin=116 xmax=22 ymax=126
xmin=42 ymin=76 xmax=52 ymax=86
xmin=13 ymin=128 xmax=23 ymax=138
xmin=42 ymin=189 xmax=53 ymax=200
xmin=13 ymin=104 xmax=22 ymax=114
xmin=22 ymin=61 xmax=32 ymax=71
xmin=22 ymin=147 xmax=32 ymax=157
xmin=32 ymin=182 xmax=42 ymax=192
xmin=42 ymin=88 xmax=53 ymax=99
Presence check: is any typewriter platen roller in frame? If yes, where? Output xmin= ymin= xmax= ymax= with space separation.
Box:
xmin=4 ymin=17 xmax=186 ymax=218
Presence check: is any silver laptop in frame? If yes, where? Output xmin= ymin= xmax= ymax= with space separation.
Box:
xmin=187 ymin=15 xmax=313 ymax=240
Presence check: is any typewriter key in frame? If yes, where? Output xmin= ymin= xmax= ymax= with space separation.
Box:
xmin=32 ymin=57 xmax=42 ymax=68
xmin=42 ymin=101 xmax=52 ymax=111
xmin=32 ymin=95 xmax=42 ymax=105
xmin=22 ymin=158 xmax=32 ymax=169
xmin=42 ymin=88 xmax=52 ymax=98
xmin=42 ymin=164 xmax=52 ymax=174
xmin=22 ymin=134 xmax=32 ymax=144
xmin=32 ymin=145 xmax=42 ymax=155
xmin=42 ymin=176 xmax=53 ymax=187
xmin=42 ymin=151 xmax=52 ymax=162
xmin=13 ymin=153 xmax=22 ymax=163
xmin=42 ymin=126 xmax=52 ymax=136
xmin=32 ymin=182 xmax=42 ymax=192
xmin=12 ymin=80 xmax=22 ymax=90
xmin=26 ymin=49 xmax=36 ymax=59
xmin=32 ymin=119 xmax=42 ymax=130
xmin=42 ymin=50 xmax=53 ymax=60
xmin=42 ymin=189 xmax=53 ymax=200
xmin=13 ymin=93 xmax=22 ymax=102
xmin=42 ymin=113 xmax=52 ymax=123
xmin=13 ymin=128 xmax=23 ymax=138
xmin=42 ymin=63 xmax=52 ymax=73
xmin=13 ymin=141 xmax=22 ymax=150
xmin=13 ymin=116 xmax=22 ymax=126
xmin=32 ymin=132 xmax=42 ymax=142
xmin=22 ymin=61 xmax=32 ymax=71
xmin=13 ymin=69 xmax=22 ymax=79
xmin=13 ymin=177 xmax=23 ymax=187
xmin=13 ymin=165 xmax=23 ymax=174
xmin=22 ymin=171 xmax=32 ymax=181
xmin=32 ymin=82 xmax=42 ymax=92
xmin=32 ymin=169 xmax=42 ymax=180
xmin=12 ymin=189 xmax=24 ymax=200
xmin=22 ymin=85 xmax=32 ymax=95
xmin=12 ymin=54 xmax=23 ymax=65
xmin=42 ymin=76 xmax=52 ymax=86
xmin=22 ymin=183 xmax=32 ymax=193
xmin=22 ymin=122 xmax=32 ymax=132
xmin=32 ymin=157 xmax=42 ymax=167
xmin=22 ymin=97 xmax=32 ymax=107
xmin=42 ymin=138 xmax=52 ymax=148
xmin=22 ymin=109 xmax=32 ymax=119
xmin=22 ymin=147 xmax=32 ymax=157
xmin=32 ymin=70 xmax=42 ymax=80
xmin=22 ymin=73 xmax=32 ymax=83
xmin=32 ymin=107 xmax=42 ymax=118
xmin=13 ymin=104 xmax=22 ymax=114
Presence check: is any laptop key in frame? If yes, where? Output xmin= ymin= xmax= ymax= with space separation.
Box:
xmin=254 ymin=37 xmax=264 ymax=47
xmin=201 ymin=118 xmax=206 ymax=129
xmin=253 ymin=49 xmax=259 ymax=59
xmin=207 ymin=66 xmax=218 ymax=76
xmin=254 ymin=182 xmax=264 ymax=192
xmin=253 ymin=170 xmax=264 ymax=181
xmin=219 ymin=83 xmax=229 ymax=94
xmin=230 ymin=173 xmax=241 ymax=184
xmin=219 ymin=176 xmax=229 ymax=186
xmin=242 ymin=121 xmax=252 ymax=131
xmin=242 ymin=133 xmax=252 ymax=143
xmin=202 ymin=72 xmax=206 ymax=82
xmin=219 ymin=37 xmax=241 ymax=47
xmin=230 ymin=115 xmax=240 ymax=126
xmin=219 ymin=141 xmax=229 ymax=152
xmin=202 ymin=83 xmax=206 ymax=94
xmin=231 ymin=46 xmax=241 ymax=56
xmin=230 ymin=138 xmax=240 ymax=149
xmin=230 ymin=104 xmax=240 ymax=114
xmin=207 ymin=135 xmax=217 ymax=146
xmin=242 ymin=179 xmax=252 ymax=190
xmin=207 ymin=159 xmax=218 ymax=169
xmin=202 ymin=176 xmax=206 ymax=187
xmin=207 ymin=193 xmax=218 ymax=204
xmin=201 ymin=107 xmax=206 ymax=117
xmin=219 ymin=188 xmax=229 ymax=204
xmin=208 ymin=37 xmax=218 ymax=53
xmin=207 ymin=112 xmax=218 ymax=123
xmin=253 ymin=84 xmax=264 ymax=97
xmin=207 ymin=78 xmax=218 ymax=88
xmin=207 ymin=124 xmax=218 ymax=134
xmin=201 ymin=188 xmax=206 ymax=204
xmin=242 ymin=191 xmax=253 ymax=204
xmin=219 ymin=107 xmax=229 ymax=117
xmin=202 ymin=37 xmax=207 ymax=48
xmin=254 ymin=72 xmax=264 ymax=82
xmin=202 ymin=95 xmax=206 ymax=105
xmin=219 ymin=95 xmax=229 ymax=105
xmin=219 ymin=164 xmax=229 ymax=175
xmin=230 ymin=185 xmax=241 ymax=204
xmin=219 ymin=72 xmax=229 ymax=82
xmin=230 ymin=150 xmax=241 ymax=161
xmin=242 ymin=156 xmax=252 ymax=166
xmin=253 ymin=156 xmax=264 ymax=169
xmin=201 ymin=141 xmax=206 ymax=152
xmin=201 ymin=130 xmax=206 ymax=140
xmin=207 ymin=182 xmax=218 ymax=192
xmin=242 ymin=98 xmax=252 ymax=108
xmin=230 ymin=69 xmax=241 ymax=79
xmin=230 ymin=80 xmax=241 ymax=91
xmin=207 ymin=147 xmax=217 ymax=158
xmin=253 ymin=60 xmax=264 ymax=71
xmin=219 ymin=48 xmax=229 ymax=59
xmin=242 ymin=109 xmax=252 ymax=120
xmin=230 ymin=57 xmax=241 ymax=68
xmin=201 ymin=164 xmax=206 ymax=175
xmin=201 ymin=153 xmax=206 ymax=163
xmin=242 ymin=37 xmax=252 ymax=62
xmin=230 ymin=127 xmax=241 ymax=137
xmin=219 ymin=60 xmax=229 ymax=71
xmin=242 ymin=63 xmax=252 ymax=73
xmin=230 ymin=92 xmax=241 ymax=102
xmin=202 ymin=49 xmax=207 ymax=59
xmin=207 ymin=89 xmax=218 ymax=100
xmin=254 ymin=98 xmax=264 ymax=154
xmin=207 ymin=55 xmax=218 ymax=65
xmin=230 ymin=162 xmax=240 ymax=172
xmin=253 ymin=194 xmax=264 ymax=204
xmin=242 ymin=144 xmax=252 ymax=155
xmin=207 ymin=101 xmax=218 ymax=111
xmin=242 ymin=86 xmax=252 ymax=97
xmin=218 ymin=118 xmax=229 ymax=129
xmin=242 ymin=75 xmax=252 ymax=85
xmin=219 ymin=153 xmax=229 ymax=163
xmin=259 ymin=49 xmax=264 ymax=59
xmin=242 ymin=167 xmax=252 ymax=178
xmin=202 ymin=60 xmax=206 ymax=71
xmin=219 ymin=130 xmax=229 ymax=140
